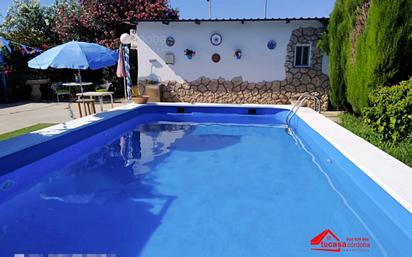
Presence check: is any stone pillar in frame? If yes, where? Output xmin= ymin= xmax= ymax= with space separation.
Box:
xmin=25 ymin=79 xmax=50 ymax=101
xmin=145 ymin=84 xmax=162 ymax=102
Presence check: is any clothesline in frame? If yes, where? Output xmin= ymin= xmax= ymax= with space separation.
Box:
xmin=0 ymin=36 xmax=45 ymax=56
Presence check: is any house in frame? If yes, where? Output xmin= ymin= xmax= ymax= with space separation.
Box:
xmin=134 ymin=17 xmax=329 ymax=110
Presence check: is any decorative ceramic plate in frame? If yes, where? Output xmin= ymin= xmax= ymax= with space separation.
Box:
xmin=210 ymin=33 xmax=223 ymax=46
xmin=212 ymin=53 xmax=221 ymax=63
xmin=267 ymin=40 xmax=277 ymax=50
xmin=166 ymin=36 xmax=175 ymax=47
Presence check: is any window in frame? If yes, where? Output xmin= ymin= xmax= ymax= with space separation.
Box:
xmin=294 ymin=45 xmax=311 ymax=67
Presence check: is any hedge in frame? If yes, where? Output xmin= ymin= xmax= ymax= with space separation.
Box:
xmin=323 ymin=0 xmax=412 ymax=112
xmin=363 ymin=77 xmax=412 ymax=142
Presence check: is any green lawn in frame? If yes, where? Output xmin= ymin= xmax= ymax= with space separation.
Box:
xmin=0 ymin=123 xmax=57 ymax=142
xmin=340 ymin=113 xmax=412 ymax=167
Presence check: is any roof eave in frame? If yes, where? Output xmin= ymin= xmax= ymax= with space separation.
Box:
xmin=125 ymin=17 xmax=329 ymax=25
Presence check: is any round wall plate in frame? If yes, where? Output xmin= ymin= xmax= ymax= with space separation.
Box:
xmin=267 ymin=40 xmax=277 ymax=50
xmin=210 ymin=33 xmax=223 ymax=46
xmin=212 ymin=53 xmax=221 ymax=63
xmin=166 ymin=36 xmax=175 ymax=47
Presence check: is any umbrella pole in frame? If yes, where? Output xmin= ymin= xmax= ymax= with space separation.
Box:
xmin=136 ymin=48 xmax=140 ymax=96
xmin=78 ymin=69 xmax=86 ymax=114
xmin=78 ymin=69 xmax=84 ymax=95
xmin=123 ymin=77 xmax=127 ymax=101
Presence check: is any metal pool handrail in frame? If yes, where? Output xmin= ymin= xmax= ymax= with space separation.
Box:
xmin=285 ymin=92 xmax=321 ymax=129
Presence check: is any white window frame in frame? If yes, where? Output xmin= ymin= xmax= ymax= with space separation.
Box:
xmin=294 ymin=44 xmax=311 ymax=67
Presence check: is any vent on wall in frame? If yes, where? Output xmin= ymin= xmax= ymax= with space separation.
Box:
xmin=165 ymin=53 xmax=175 ymax=65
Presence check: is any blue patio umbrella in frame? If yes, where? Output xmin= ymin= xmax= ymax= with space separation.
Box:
xmin=28 ymin=41 xmax=117 ymax=70
xmin=28 ymin=41 xmax=117 ymax=118
xmin=28 ymin=41 xmax=118 ymax=93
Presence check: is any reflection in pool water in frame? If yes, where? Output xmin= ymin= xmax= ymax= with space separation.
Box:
xmin=36 ymin=122 xmax=242 ymax=205
xmin=37 ymin=123 xmax=193 ymax=204
xmin=1 ymin=122 xmax=408 ymax=257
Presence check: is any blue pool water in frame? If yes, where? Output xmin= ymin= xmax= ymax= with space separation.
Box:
xmin=0 ymin=110 xmax=411 ymax=256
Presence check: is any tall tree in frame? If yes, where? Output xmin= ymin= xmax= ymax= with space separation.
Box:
xmin=0 ymin=0 xmax=58 ymax=46
xmin=321 ymin=0 xmax=412 ymax=112
xmin=54 ymin=0 xmax=179 ymax=48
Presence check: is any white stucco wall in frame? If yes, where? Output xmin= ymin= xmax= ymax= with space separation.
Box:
xmin=137 ymin=20 xmax=326 ymax=83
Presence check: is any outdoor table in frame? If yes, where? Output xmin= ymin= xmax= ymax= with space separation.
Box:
xmin=62 ymin=82 xmax=94 ymax=87
xmin=76 ymin=91 xmax=114 ymax=111
xmin=63 ymin=82 xmax=94 ymax=99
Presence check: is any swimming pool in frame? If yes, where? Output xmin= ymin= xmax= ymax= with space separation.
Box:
xmin=0 ymin=104 xmax=411 ymax=257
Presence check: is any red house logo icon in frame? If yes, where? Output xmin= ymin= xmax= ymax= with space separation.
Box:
xmin=311 ymin=229 xmax=342 ymax=252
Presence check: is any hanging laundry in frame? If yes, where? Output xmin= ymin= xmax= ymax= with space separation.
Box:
xmin=0 ymin=36 xmax=45 ymax=56
xmin=0 ymin=37 xmax=12 ymax=53
xmin=34 ymin=48 xmax=43 ymax=54
xmin=19 ymin=45 xmax=29 ymax=56
xmin=27 ymin=46 xmax=36 ymax=55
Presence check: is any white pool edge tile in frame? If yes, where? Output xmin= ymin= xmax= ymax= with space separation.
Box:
xmin=295 ymin=107 xmax=412 ymax=214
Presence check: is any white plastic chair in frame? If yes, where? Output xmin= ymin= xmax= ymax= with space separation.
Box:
xmin=95 ymin=82 xmax=112 ymax=92
xmin=51 ymin=82 xmax=70 ymax=102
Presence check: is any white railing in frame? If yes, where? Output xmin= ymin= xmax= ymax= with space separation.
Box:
xmin=285 ymin=92 xmax=321 ymax=129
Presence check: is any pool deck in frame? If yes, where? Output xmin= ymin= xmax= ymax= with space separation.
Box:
xmin=0 ymin=101 xmax=127 ymax=134
xmin=0 ymin=102 xmax=411 ymax=215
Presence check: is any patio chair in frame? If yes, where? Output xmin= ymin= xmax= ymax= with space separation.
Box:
xmin=95 ymin=82 xmax=112 ymax=92
xmin=51 ymin=82 xmax=70 ymax=102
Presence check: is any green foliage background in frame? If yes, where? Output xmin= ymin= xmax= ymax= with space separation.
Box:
xmin=323 ymin=0 xmax=412 ymax=112
xmin=0 ymin=0 xmax=177 ymax=102
xmin=0 ymin=0 xmax=58 ymax=46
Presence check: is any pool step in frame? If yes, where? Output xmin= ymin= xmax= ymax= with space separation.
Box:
xmin=321 ymin=111 xmax=344 ymax=123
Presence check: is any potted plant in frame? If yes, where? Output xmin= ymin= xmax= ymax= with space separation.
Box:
xmin=184 ymin=49 xmax=196 ymax=60
xmin=131 ymin=85 xmax=149 ymax=104
xmin=234 ymin=49 xmax=242 ymax=60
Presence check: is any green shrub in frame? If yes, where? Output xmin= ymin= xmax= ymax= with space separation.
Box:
xmin=363 ymin=78 xmax=412 ymax=142
xmin=323 ymin=0 xmax=412 ymax=112
xmin=340 ymin=113 xmax=412 ymax=167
